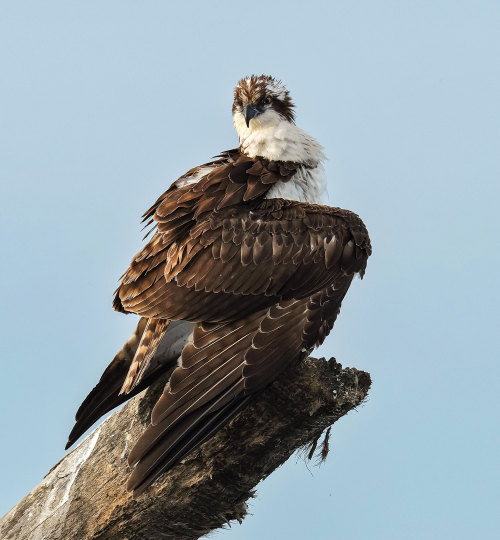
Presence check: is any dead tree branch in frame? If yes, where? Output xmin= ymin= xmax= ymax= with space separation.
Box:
xmin=0 ymin=357 xmax=370 ymax=540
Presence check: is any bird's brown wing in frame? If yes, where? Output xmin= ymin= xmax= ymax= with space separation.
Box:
xmin=126 ymin=278 xmax=357 ymax=495
xmin=113 ymin=150 xmax=312 ymax=319
xmin=126 ymin=298 xmax=309 ymax=495
xmin=122 ymin=200 xmax=370 ymax=495
xmin=115 ymin=199 xmax=370 ymax=323
xmin=67 ymin=151 xmax=311 ymax=448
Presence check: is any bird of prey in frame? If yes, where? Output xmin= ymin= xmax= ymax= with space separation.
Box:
xmin=66 ymin=75 xmax=371 ymax=496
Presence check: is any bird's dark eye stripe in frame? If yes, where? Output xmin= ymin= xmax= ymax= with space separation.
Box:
xmin=258 ymin=96 xmax=272 ymax=107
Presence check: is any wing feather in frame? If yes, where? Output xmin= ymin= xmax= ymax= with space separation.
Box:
xmin=125 ymin=292 xmax=340 ymax=494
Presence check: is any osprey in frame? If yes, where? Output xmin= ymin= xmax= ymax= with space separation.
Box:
xmin=66 ymin=75 xmax=371 ymax=496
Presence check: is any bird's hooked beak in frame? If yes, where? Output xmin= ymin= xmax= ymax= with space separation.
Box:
xmin=244 ymin=104 xmax=264 ymax=127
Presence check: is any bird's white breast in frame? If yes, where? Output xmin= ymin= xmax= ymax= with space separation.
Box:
xmin=264 ymin=163 xmax=326 ymax=204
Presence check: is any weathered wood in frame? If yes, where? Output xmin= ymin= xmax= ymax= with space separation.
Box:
xmin=0 ymin=357 xmax=370 ymax=540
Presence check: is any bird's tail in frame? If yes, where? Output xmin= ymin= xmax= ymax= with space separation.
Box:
xmin=120 ymin=318 xmax=170 ymax=395
xmin=66 ymin=317 xmax=189 ymax=450
xmin=66 ymin=318 xmax=149 ymax=449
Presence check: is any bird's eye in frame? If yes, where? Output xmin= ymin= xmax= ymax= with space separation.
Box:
xmin=264 ymin=96 xmax=272 ymax=105
xmin=235 ymin=100 xmax=243 ymax=108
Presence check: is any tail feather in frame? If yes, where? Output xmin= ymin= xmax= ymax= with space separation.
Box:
xmin=66 ymin=318 xmax=178 ymax=450
xmin=120 ymin=318 xmax=170 ymax=395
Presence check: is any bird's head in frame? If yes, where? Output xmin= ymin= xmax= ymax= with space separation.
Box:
xmin=232 ymin=75 xmax=295 ymax=136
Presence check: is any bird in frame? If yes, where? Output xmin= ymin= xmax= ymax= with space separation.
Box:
xmin=66 ymin=74 xmax=372 ymax=497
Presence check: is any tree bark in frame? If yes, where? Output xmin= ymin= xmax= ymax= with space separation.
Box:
xmin=0 ymin=357 xmax=370 ymax=540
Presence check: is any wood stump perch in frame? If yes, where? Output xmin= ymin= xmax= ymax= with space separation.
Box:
xmin=0 ymin=357 xmax=371 ymax=540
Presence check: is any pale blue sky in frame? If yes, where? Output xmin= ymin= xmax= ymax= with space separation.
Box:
xmin=1 ymin=2 xmax=499 ymax=538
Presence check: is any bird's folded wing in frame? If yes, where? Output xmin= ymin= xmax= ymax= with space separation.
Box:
xmin=116 ymin=199 xmax=371 ymax=323
xmin=113 ymin=149 xmax=314 ymax=318
xmin=126 ymin=298 xmax=312 ymax=495
xmin=126 ymin=267 xmax=358 ymax=496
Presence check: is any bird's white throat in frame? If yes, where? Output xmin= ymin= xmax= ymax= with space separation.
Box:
xmin=233 ymin=110 xmax=327 ymax=204
xmin=234 ymin=111 xmax=325 ymax=164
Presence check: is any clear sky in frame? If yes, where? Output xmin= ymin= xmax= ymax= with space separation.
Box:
xmin=1 ymin=2 xmax=499 ymax=539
